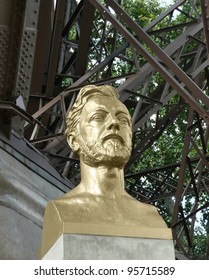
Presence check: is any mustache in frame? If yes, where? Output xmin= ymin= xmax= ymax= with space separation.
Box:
xmin=102 ymin=132 xmax=125 ymax=144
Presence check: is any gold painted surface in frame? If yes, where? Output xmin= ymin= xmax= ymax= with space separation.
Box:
xmin=40 ymin=85 xmax=172 ymax=258
xmin=63 ymin=223 xmax=172 ymax=239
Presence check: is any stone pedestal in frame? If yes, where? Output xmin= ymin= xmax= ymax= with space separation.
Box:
xmin=42 ymin=233 xmax=175 ymax=260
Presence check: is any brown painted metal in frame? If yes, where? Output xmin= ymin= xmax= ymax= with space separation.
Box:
xmin=126 ymin=102 xmax=185 ymax=170
xmin=74 ymin=0 xmax=95 ymax=77
xmin=91 ymin=0 xmax=209 ymax=122
xmin=0 ymin=0 xmax=40 ymax=136
xmin=200 ymin=0 xmax=209 ymax=59
xmin=30 ymin=0 xmax=55 ymax=94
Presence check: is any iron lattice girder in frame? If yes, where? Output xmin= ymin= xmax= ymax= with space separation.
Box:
xmin=25 ymin=0 xmax=209 ymax=185
xmin=29 ymin=2 xmax=206 ymax=128
xmin=0 ymin=0 xmax=40 ymax=136
xmin=126 ymin=102 xmax=186 ymax=170
xmin=90 ymin=0 xmax=209 ymax=122
xmin=200 ymin=0 xmax=209 ymax=58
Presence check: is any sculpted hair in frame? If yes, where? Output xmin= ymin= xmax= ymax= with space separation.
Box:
xmin=66 ymin=85 xmax=120 ymax=138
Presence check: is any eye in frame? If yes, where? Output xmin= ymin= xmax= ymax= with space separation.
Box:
xmin=89 ymin=112 xmax=106 ymax=122
xmin=118 ymin=115 xmax=131 ymax=126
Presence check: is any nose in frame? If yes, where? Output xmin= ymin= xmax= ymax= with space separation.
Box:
xmin=107 ymin=116 xmax=119 ymax=130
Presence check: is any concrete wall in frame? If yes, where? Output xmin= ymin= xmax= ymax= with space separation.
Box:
xmin=0 ymin=145 xmax=65 ymax=259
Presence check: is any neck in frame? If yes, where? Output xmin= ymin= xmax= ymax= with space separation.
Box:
xmin=78 ymin=160 xmax=125 ymax=198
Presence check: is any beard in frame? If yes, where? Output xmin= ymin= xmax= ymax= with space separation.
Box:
xmin=77 ymin=134 xmax=132 ymax=168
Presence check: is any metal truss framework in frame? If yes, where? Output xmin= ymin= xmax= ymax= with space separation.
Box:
xmin=1 ymin=0 xmax=209 ymax=259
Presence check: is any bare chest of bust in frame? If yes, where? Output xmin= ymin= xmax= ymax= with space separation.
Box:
xmin=49 ymin=192 xmax=166 ymax=228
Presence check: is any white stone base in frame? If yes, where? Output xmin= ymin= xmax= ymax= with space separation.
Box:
xmin=42 ymin=234 xmax=175 ymax=260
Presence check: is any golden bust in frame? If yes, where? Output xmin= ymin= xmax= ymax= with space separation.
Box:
xmin=40 ymin=85 xmax=171 ymax=257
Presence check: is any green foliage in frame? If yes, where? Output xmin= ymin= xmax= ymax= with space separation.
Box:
xmin=122 ymin=0 xmax=166 ymax=27
xmin=191 ymin=229 xmax=208 ymax=259
xmin=131 ymin=104 xmax=188 ymax=171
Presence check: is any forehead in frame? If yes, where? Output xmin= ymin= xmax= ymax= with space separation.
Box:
xmin=81 ymin=95 xmax=130 ymax=115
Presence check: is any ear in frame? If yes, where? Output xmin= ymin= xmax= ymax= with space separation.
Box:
xmin=67 ymin=133 xmax=79 ymax=153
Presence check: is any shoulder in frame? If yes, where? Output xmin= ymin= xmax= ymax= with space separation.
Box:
xmin=121 ymin=192 xmax=167 ymax=227
xmin=122 ymin=192 xmax=154 ymax=209
xmin=44 ymin=191 xmax=99 ymax=223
